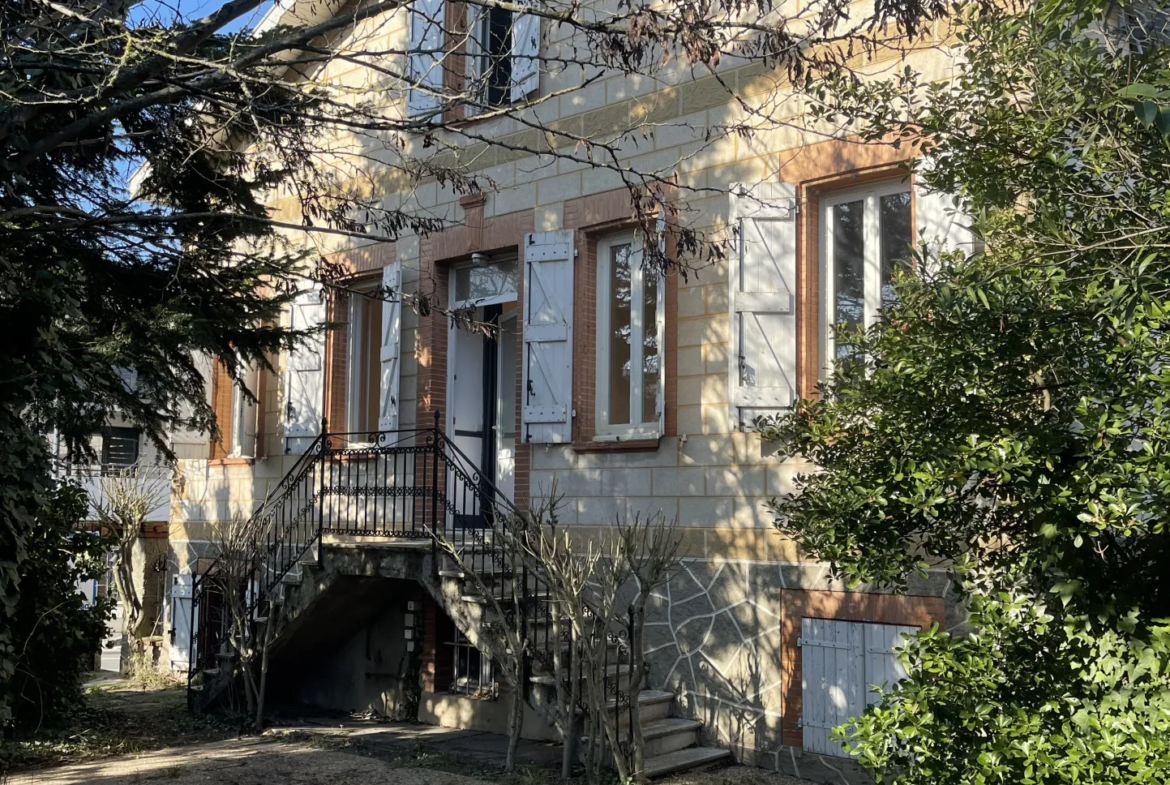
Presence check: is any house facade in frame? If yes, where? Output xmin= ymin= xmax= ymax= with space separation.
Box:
xmin=166 ymin=1 xmax=972 ymax=780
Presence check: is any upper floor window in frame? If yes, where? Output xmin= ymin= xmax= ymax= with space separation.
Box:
xmin=469 ymin=4 xmax=512 ymax=107
xmin=406 ymin=0 xmax=539 ymax=119
xmin=821 ymin=182 xmax=913 ymax=363
xmin=596 ymin=232 xmax=663 ymax=439
xmin=102 ymin=427 xmax=140 ymax=468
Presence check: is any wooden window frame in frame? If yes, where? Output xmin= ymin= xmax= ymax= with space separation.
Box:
xmin=818 ymin=178 xmax=915 ymax=379
xmin=594 ymin=230 xmax=664 ymax=441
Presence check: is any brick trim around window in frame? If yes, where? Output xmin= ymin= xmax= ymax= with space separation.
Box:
xmin=778 ymin=137 xmax=914 ymax=399
xmin=415 ymin=202 xmax=535 ymax=507
xmin=564 ymin=187 xmax=678 ymax=448
xmin=778 ymin=589 xmax=945 ymax=748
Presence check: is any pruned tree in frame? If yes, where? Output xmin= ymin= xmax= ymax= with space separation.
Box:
xmin=89 ymin=461 xmax=174 ymax=673
xmin=613 ymin=511 xmax=684 ymax=781
xmin=212 ymin=512 xmax=279 ymax=727
xmin=430 ymin=506 xmax=534 ymax=772
xmin=523 ymin=486 xmax=684 ymax=783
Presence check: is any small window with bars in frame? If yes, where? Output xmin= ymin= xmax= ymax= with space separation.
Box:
xmin=447 ymin=628 xmax=496 ymax=696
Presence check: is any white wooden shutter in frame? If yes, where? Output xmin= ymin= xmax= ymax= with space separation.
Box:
xmin=729 ymin=182 xmax=798 ymax=429
xmin=510 ymin=3 xmax=540 ymax=102
xmin=285 ymin=286 xmax=326 ymax=445
xmin=654 ymin=205 xmax=667 ymax=434
xmin=379 ymin=262 xmax=403 ymax=431
xmin=800 ymin=619 xmax=919 ymax=758
xmin=407 ymin=0 xmax=445 ymax=118
xmin=169 ymin=575 xmax=195 ymax=672
xmin=799 ymin=618 xmax=865 ymax=757
xmin=914 ymin=160 xmax=974 ymax=259
xmin=522 ymin=230 xmax=573 ymax=443
xmin=863 ymin=623 xmax=917 ymax=706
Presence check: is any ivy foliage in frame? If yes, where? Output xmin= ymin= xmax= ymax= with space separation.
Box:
xmin=2 ymin=484 xmax=112 ymax=737
xmin=760 ymin=2 xmax=1170 ymax=781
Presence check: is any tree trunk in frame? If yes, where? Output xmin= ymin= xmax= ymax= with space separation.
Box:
xmin=112 ymin=534 xmax=142 ymax=674
xmin=627 ymin=602 xmax=648 ymax=782
xmin=506 ymin=678 xmax=524 ymax=772
xmin=560 ymin=629 xmax=579 ymax=780
xmin=255 ymin=599 xmax=275 ymax=728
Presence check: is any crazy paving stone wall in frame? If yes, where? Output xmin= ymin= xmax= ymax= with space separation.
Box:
xmin=641 ymin=558 xmax=964 ymax=783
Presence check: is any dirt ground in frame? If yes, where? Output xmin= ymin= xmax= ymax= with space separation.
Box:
xmin=8 ymin=735 xmax=498 ymax=785
xmin=3 ymin=677 xmax=812 ymax=785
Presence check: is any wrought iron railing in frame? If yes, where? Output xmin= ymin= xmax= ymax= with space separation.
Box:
xmin=186 ymin=413 xmax=639 ymax=753
xmin=187 ymin=416 xmax=553 ymax=701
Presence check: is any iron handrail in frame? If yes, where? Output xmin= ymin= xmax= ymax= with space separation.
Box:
xmin=186 ymin=415 xmax=637 ymax=751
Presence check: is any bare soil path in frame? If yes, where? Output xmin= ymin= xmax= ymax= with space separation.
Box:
xmin=4 ymin=676 xmax=812 ymax=785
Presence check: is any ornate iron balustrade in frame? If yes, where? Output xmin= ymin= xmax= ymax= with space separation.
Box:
xmin=186 ymin=414 xmax=638 ymax=745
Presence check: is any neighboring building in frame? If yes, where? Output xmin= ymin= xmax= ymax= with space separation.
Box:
xmin=168 ymin=2 xmax=973 ymax=781
xmin=55 ymin=417 xmax=172 ymax=672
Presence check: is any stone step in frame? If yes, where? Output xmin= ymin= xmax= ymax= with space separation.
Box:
xmin=529 ymin=662 xmax=639 ymax=687
xmin=643 ymin=746 xmax=732 ymax=779
xmin=583 ymin=717 xmax=702 ymax=759
xmin=616 ymin=690 xmax=673 ymax=726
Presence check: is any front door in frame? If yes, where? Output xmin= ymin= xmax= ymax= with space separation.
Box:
xmin=448 ymin=260 xmax=520 ymax=523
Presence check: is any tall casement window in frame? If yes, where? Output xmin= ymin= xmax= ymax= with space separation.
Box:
xmin=407 ymin=0 xmax=539 ymax=118
xmin=596 ymin=232 xmax=664 ymax=439
xmin=346 ymin=290 xmax=384 ymax=434
xmin=821 ymin=182 xmax=913 ymax=365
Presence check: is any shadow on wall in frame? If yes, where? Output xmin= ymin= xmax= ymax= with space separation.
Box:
xmin=644 ymin=559 xmax=785 ymax=761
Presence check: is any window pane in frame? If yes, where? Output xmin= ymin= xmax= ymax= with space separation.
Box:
xmin=498 ymin=310 xmax=518 ymax=439
xmin=103 ymin=427 xmax=140 ymax=467
xmin=607 ymin=244 xmax=632 ymax=426
xmin=485 ymin=7 xmax=512 ymax=106
xmin=455 ymin=260 xmax=517 ymax=304
xmin=364 ymin=297 xmax=382 ymax=432
xmin=879 ymin=192 xmax=913 ymax=308
xmin=832 ymin=200 xmax=865 ymax=358
xmin=641 ymin=267 xmax=659 ymax=424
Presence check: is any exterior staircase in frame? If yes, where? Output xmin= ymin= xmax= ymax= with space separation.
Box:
xmin=186 ymin=418 xmax=729 ymax=777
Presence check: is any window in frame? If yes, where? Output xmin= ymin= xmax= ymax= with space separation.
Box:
xmin=407 ymin=0 xmax=538 ymax=119
xmin=102 ymin=427 xmax=140 ymax=469
xmin=821 ymin=182 xmax=913 ymax=365
xmin=596 ymin=232 xmax=663 ymax=439
xmin=346 ymin=290 xmax=384 ymax=435
xmin=448 ymin=628 xmax=495 ymax=696
xmin=469 ymin=4 xmax=512 ymax=107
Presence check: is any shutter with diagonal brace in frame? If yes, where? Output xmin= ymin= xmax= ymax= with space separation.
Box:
xmin=510 ymin=2 xmax=540 ymax=102
xmin=407 ymin=0 xmax=445 ymax=118
xmin=379 ymin=262 xmax=403 ymax=431
xmin=522 ymin=230 xmax=574 ymax=443
xmin=285 ymin=285 xmax=326 ymax=448
xmin=729 ymin=182 xmax=798 ymax=429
